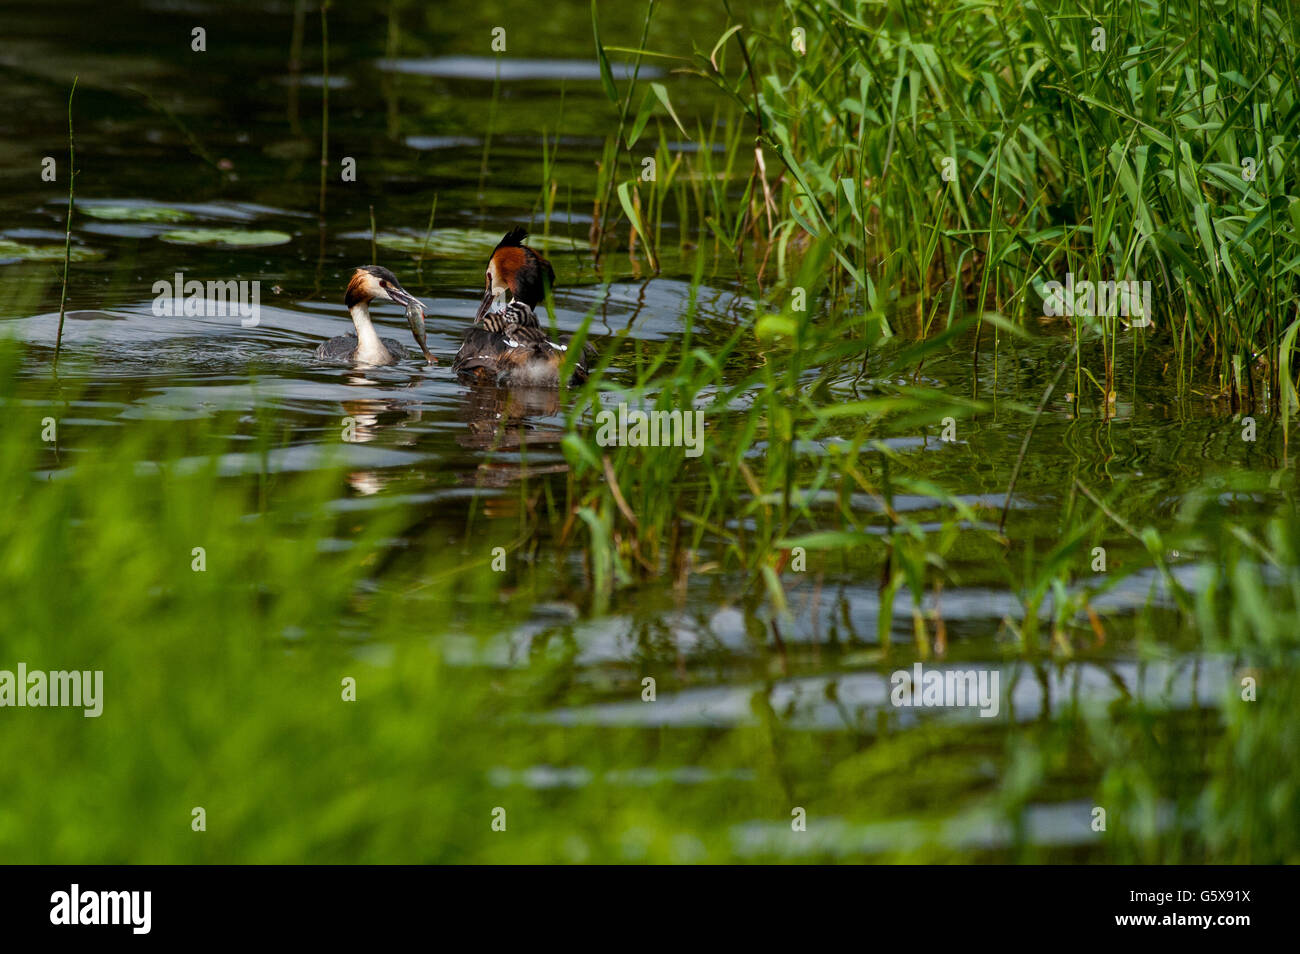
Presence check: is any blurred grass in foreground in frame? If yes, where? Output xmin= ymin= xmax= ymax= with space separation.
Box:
xmin=0 ymin=333 xmax=1296 ymax=862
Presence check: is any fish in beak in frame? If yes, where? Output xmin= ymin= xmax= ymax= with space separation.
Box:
xmin=402 ymin=299 xmax=435 ymax=364
xmin=375 ymin=276 xmax=433 ymax=363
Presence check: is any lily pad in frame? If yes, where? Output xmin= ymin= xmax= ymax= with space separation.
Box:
xmin=80 ymin=204 xmax=195 ymax=224
xmin=159 ymin=229 xmax=293 ymax=247
xmin=372 ymin=227 xmax=586 ymax=257
xmin=0 ymin=239 xmax=104 ymax=263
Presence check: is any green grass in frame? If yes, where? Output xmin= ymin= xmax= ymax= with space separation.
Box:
xmin=591 ymin=0 xmax=1300 ymax=403
xmin=1 ymin=325 xmax=1295 ymax=862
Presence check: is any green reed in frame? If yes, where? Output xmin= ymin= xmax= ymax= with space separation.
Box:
xmin=53 ymin=76 xmax=77 ymax=371
xmin=527 ymin=246 xmax=1300 ymax=859
xmin=592 ymin=0 xmax=1300 ymax=403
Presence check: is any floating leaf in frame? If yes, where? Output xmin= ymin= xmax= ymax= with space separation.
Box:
xmin=80 ymin=205 xmax=194 ymax=223
xmin=372 ymin=228 xmax=584 ymax=257
xmin=159 ymin=229 xmax=293 ymax=247
xmin=0 ymin=239 xmax=104 ymax=263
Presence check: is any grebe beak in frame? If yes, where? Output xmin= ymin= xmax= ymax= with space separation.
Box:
xmin=385 ymin=282 xmax=423 ymax=314
xmin=475 ymin=285 xmax=497 ymax=321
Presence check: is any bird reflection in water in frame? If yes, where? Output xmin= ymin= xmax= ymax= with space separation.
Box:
xmin=457 ymin=383 xmax=571 ymax=491
xmin=338 ymin=370 xmax=426 ymax=495
xmin=327 ymin=371 xmax=575 ymax=497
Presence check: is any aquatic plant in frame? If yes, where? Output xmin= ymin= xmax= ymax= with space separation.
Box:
xmin=592 ymin=0 xmax=1300 ymax=404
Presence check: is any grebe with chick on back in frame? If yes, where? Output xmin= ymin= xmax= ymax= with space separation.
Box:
xmin=452 ymin=228 xmax=591 ymax=388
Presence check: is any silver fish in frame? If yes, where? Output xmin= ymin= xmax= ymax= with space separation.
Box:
xmin=405 ymin=301 xmax=436 ymax=363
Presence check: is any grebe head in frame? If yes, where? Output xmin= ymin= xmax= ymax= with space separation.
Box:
xmin=476 ymin=228 xmax=555 ymax=319
xmin=346 ymin=265 xmax=424 ymax=315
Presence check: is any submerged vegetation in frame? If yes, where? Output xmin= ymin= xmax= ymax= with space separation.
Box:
xmin=0 ymin=0 xmax=1297 ymax=862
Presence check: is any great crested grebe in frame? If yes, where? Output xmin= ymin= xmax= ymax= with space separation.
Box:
xmin=452 ymin=228 xmax=590 ymax=388
xmin=316 ymin=265 xmax=433 ymax=366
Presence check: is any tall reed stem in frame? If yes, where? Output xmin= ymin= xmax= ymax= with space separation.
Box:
xmin=53 ymin=76 xmax=78 ymax=371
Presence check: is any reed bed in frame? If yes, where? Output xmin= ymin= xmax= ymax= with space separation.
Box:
xmin=588 ymin=0 xmax=1300 ymax=404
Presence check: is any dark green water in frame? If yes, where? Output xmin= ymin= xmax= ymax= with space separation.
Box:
xmin=0 ymin=0 xmax=1293 ymax=862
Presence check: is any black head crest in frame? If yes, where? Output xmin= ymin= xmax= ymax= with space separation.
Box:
xmin=495 ymin=227 xmax=528 ymax=251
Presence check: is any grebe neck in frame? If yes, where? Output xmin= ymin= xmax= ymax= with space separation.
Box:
xmin=349 ymin=301 xmax=390 ymax=364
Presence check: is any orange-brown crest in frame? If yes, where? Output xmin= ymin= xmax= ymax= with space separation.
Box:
xmin=491 ymin=246 xmax=527 ymax=288
xmin=344 ymin=269 xmax=374 ymax=307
